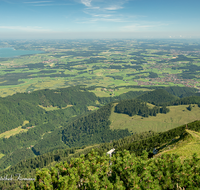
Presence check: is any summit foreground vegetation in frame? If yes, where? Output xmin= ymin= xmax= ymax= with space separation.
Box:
xmin=25 ymin=150 xmax=200 ymax=189
xmin=25 ymin=121 xmax=200 ymax=189
xmin=1 ymin=119 xmax=200 ymax=189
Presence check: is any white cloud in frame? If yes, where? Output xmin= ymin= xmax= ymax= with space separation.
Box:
xmin=93 ymin=14 xmax=111 ymax=17
xmin=121 ymin=22 xmax=168 ymax=32
xmin=78 ymin=0 xmax=130 ymax=25
xmin=24 ymin=1 xmax=52 ymax=3
xmin=80 ymin=0 xmax=125 ymax=10
xmin=104 ymin=6 xmax=123 ymax=10
xmin=77 ymin=17 xmax=124 ymax=23
xmin=86 ymin=6 xmax=100 ymax=10
xmin=23 ymin=1 xmax=59 ymax=6
xmin=24 ymin=1 xmax=73 ymax=6
xmin=122 ymin=24 xmax=153 ymax=30
xmin=81 ymin=0 xmax=92 ymax=7
xmin=0 ymin=26 xmax=51 ymax=32
xmin=29 ymin=3 xmax=54 ymax=6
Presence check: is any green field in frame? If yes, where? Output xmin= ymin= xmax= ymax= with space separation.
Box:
xmin=0 ymin=40 xmax=199 ymax=97
xmin=110 ymin=104 xmax=200 ymax=133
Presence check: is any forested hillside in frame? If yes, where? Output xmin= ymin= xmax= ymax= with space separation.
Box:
xmin=0 ymin=103 xmax=131 ymax=170
xmin=0 ymin=86 xmax=104 ymax=170
xmin=164 ymin=86 xmax=199 ymax=98
xmin=0 ymin=85 xmax=200 ymax=189
xmin=168 ymin=96 xmax=200 ymax=106
xmin=0 ymin=86 xmax=97 ymax=133
xmin=0 ymin=131 xmax=156 ymax=190
xmin=136 ymin=89 xmax=178 ymax=105
xmin=0 ymin=86 xmax=199 ymax=171
xmin=97 ymin=86 xmax=200 ymax=105
xmin=1 ymin=85 xmax=182 ymax=133
xmin=32 ymin=103 xmax=130 ymax=156
xmin=115 ymin=99 xmax=169 ymax=117
xmin=118 ymin=120 xmax=200 ymax=155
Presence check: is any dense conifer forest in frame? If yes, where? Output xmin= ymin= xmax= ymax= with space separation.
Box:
xmin=135 ymin=89 xmax=178 ymax=105
xmin=25 ymin=150 xmax=200 ymax=189
xmin=115 ymin=99 xmax=169 ymax=117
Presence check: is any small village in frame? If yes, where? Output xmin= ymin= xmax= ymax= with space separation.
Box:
xmin=134 ymin=74 xmax=200 ymax=91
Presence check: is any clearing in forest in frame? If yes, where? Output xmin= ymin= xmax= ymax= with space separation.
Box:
xmin=38 ymin=104 xmax=73 ymax=111
xmin=0 ymin=120 xmax=29 ymax=139
xmin=109 ymin=104 xmax=200 ymax=133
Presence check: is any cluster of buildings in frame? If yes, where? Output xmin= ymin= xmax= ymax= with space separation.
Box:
xmin=134 ymin=74 xmax=200 ymax=90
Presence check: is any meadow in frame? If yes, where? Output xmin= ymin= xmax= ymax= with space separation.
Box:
xmin=88 ymin=87 xmax=152 ymax=97
xmin=110 ymin=104 xmax=200 ymax=133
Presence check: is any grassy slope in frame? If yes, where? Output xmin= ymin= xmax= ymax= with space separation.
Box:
xmin=155 ymin=129 xmax=200 ymax=160
xmin=110 ymin=104 xmax=200 ymax=133
xmin=89 ymin=87 xmax=151 ymax=97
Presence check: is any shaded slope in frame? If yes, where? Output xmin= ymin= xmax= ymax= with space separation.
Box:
xmin=164 ymin=86 xmax=198 ymax=98
xmin=0 ymin=103 xmax=131 ymax=170
xmin=136 ymin=89 xmax=178 ymax=105
xmin=0 ymin=86 xmax=97 ymax=133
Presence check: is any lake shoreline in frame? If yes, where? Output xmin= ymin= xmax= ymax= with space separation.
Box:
xmin=0 ymin=47 xmax=44 ymax=58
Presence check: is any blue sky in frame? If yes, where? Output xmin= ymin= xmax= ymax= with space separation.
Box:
xmin=0 ymin=0 xmax=200 ymax=39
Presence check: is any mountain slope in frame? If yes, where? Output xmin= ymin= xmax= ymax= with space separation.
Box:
xmin=0 ymin=86 xmax=200 ymax=189
xmin=164 ymin=86 xmax=198 ymax=98
xmin=23 ymin=121 xmax=200 ymax=190
xmin=155 ymin=129 xmax=200 ymax=160
xmin=110 ymin=103 xmax=200 ymax=134
xmin=136 ymin=89 xmax=178 ymax=104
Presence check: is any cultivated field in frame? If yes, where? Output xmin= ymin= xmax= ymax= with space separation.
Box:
xmin=0 ymin=40 xmax=199 ymax=97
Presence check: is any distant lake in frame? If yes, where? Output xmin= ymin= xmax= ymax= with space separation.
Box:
xmin=0 ymin=48 xmax=44 ymax=58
